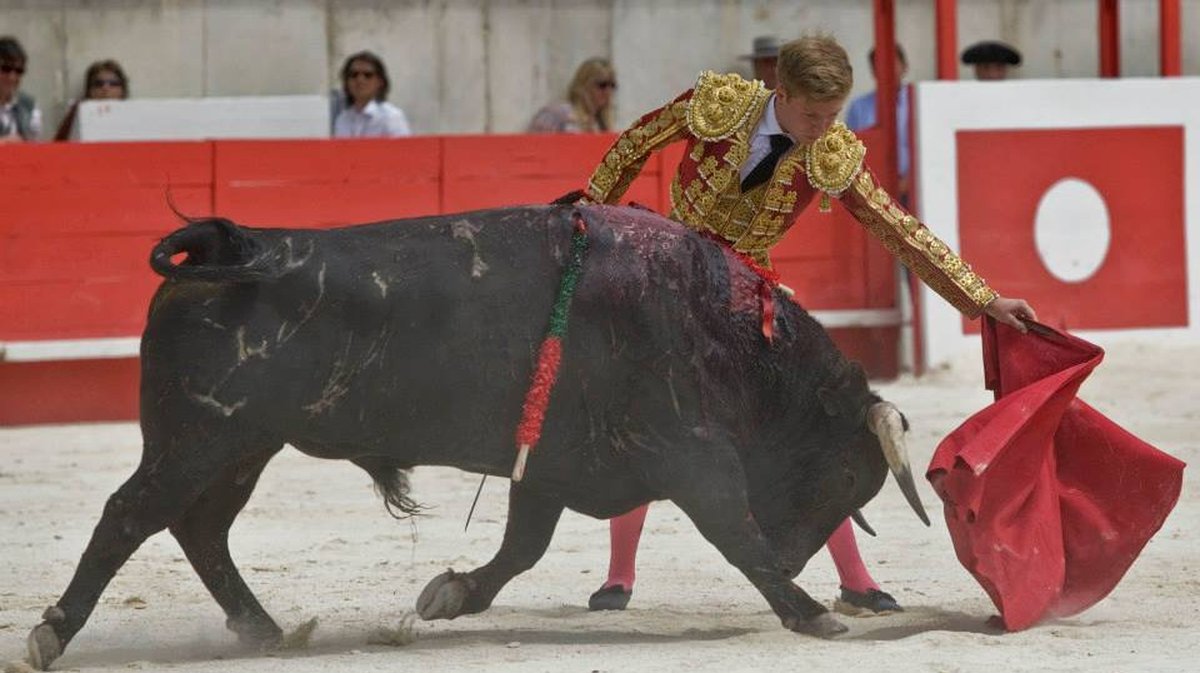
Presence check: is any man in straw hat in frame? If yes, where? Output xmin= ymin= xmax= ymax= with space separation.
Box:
xmin=741 ymin=35 xmax=781 ymax=89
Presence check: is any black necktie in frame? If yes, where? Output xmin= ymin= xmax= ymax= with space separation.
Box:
xmin=740 ymin=134 xmax=793 ymax=191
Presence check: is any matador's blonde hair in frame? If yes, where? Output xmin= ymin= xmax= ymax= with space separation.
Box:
xmin=777 ymin=35 xmax=853 ymax=101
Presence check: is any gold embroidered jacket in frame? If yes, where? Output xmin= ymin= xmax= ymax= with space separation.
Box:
xmin=585 ymin=71 xmax=997 ymax=317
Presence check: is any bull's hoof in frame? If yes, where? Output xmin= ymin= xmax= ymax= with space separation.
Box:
xmin=785 ymin=612 xmax=849 ymax=639
xmin=416 ymin=570 xmax=471 ymax=621
xmin=225 ymin=616 xmax=283 ymax=648
xmin=27 ymin=624 xmax=62 ymax=671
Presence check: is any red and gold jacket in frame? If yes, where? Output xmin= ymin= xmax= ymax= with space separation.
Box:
xmin=586 ymin=71 xmax=996 ymax=317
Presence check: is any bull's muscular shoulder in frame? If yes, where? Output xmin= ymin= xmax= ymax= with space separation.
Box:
xmin=805 ymin=121 xmax=867 ymax=196
xmin=685 ymin=71 xmax=768 ymax=141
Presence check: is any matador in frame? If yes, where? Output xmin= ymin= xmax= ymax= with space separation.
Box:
xmin=579 ymin=36 xmax=1036 ymax=616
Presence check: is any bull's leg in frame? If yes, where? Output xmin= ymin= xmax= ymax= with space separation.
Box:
xmin=27 ymin=434 xmax=269 ymax=670
xmin=664 ymin=449 xmax=848 ymax=638
xmin=417 ymin=484 xmax=563 ymax=620
xmin=168 ymin=448 xmax=284 ymax=647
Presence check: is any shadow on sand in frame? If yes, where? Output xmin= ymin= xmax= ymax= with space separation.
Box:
xmin=42 ymin=605 xmax=1007 ymax=669
xmin=844 ymin=605 xmax=1005 ymax=641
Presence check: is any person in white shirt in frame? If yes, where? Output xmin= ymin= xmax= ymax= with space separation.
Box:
xmin=332 ymin=51 xmax=412 ymax=138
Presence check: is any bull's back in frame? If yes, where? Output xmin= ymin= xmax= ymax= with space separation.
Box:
xmin=139 ymin=205 xmax=828 ymax=481
xmin=141 ymin=207 xmax=637 ymax=467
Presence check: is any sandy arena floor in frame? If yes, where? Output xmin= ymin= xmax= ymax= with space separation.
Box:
xmin=2 ymin=341 xmax=1197 ymax=672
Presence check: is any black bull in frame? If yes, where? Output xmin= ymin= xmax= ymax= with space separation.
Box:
xmin=27 ymin=204 xmax=928 ymax=669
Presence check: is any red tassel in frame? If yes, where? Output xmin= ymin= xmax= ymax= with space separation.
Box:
xmin=515 ymin=337 xmax=563 ymax=448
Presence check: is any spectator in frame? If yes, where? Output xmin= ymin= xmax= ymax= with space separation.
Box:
xmin=740 ymin=35 xmax=781 ymax=89
xmin=0 ymin=36 xmax=41 ymax=142
xmin=845 ymin=45 xmax=910 ymax=203
xmin=54 ymin=59 xmax=130 ymax=141
xmin=528 ymin=57 xmax=617 ymax=133
xmin=332 ymin=51 xmax=412 ymax=138
xmin=961 ymin=40 xmax=1022 ymax=80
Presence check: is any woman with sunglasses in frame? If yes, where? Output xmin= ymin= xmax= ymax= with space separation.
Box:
xmin=54 ymin=59 xmax=129 ymax=142
xmin=528 ymin=57 xmax=617 ymax=133
xmin=0 ymin=36 xmax=40 ymax=142
xmin=333 ymin=51 xmax=411 ymax=138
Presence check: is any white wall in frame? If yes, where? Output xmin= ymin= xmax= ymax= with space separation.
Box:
xmin=3 ymin=0 xmax=1198 ymax=140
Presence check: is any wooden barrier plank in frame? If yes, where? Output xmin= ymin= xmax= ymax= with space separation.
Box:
xmin=213 ymin=138 xmax=442 ymax=227
xmin=0 ymin=277 xmax=159 ymax=340
xmin=0 ymin=358 xmax=139 ymax=425
xmin=0 ymin=141 xmax=211 ymax=188
xmin=0 ymin=142 xmax=212 ymax=349
xmin=0 ymin=232 xmax=163 ymax=283
xmin=0 ymin=186 xmax=210 ymax=235
xmin=441 ymin=134 xmax=660 ymax=212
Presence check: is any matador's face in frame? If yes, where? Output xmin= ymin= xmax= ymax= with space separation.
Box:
xmin=774 ymin=90 xmax=845 ymax=145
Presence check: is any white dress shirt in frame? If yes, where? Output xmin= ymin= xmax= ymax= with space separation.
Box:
xmin=333 ymin=100 xmax=412 ymax=138
xmin=0 ymin=95 xmax=42 ymax=140
xmin=739 ymin=94 xmax=791 ymax=182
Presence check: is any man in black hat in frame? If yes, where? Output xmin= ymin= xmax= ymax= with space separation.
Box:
xmin=961 ymin=40 xmax=1022 ymax=80
xmin=740 ymin=35 xmax=781 ymax=89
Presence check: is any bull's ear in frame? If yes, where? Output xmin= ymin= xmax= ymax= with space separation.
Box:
xmin=817 ymin=361 xmax=869 ymax=417
xmin=817 ymin=385 xmax=840 ymax=416
xmin=845 ymin=361 xmax=868 ymax=387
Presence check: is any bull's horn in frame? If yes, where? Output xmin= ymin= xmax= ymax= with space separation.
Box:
xmin=850 ymin=509 xmax=877 ymax=537
xmin=867 ymin=402 xmax=931 ymax=526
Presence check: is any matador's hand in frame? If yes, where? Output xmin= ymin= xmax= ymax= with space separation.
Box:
xmin=984 ymin=296 xmax=1038 ymax=332
xmin=550 ymin=189 xmax=591 ymax=205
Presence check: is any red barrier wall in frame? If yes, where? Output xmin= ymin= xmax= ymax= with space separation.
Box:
xmin=1 ymin=133 xmax=897 ymax=425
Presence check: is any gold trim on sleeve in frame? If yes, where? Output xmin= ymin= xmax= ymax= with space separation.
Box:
xmin=843 ymin=168 xmax=997 ymax=317
xmin=587 ymin=98 xmax=689 ymax=204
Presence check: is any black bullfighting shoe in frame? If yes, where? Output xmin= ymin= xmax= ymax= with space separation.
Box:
xmin=833 ymin=586 xmax=903 ymax=616
xmin=588 ymin=584 xmax=632 ymax=611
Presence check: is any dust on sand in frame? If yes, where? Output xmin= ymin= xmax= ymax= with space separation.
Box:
xmin=1 ymin=341 xmax=1196 ymax=672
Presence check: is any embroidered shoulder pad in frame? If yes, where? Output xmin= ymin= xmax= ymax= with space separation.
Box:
xmin=805 ymin=121 xmax=866 ymax=196
xmin=685 ymin=71 xmax=767 ymax=142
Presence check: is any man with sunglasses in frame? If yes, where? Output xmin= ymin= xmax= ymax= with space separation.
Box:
xmin=333 ymin=50 xmax=411 ymax=138
xmin=0 ymin=36 xmax=41 ymax=142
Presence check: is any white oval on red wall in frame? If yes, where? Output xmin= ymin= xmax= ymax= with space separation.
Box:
xmin=1034 ymin=177 xmax=1111 ymax=283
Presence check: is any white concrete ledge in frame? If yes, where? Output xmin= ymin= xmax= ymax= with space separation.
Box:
xmin=809 ymin=309 xmax=903 ymax=329
xmin=0 ymin=337 xmax=141 ymax=362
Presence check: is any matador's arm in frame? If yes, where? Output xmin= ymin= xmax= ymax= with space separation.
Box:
xmin=585 ymin=90 xmax=692 ymax=204
xmin=808 ymin=123 xmax=997 ymax=318
xmin=842 ymin=166 xmax=997 ymax=317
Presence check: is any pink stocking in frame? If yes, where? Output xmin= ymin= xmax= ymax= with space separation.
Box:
xmin=825 ymin=518 xmax=879 ymax=593
xmin=603 ymin=504 xmax=649 ymax=590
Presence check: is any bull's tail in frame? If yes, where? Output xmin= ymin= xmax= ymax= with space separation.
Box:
xmin=353 ymin=456 xmax=424 ymax=520
xmin=150 ymin=218 xmax=277 ymax=282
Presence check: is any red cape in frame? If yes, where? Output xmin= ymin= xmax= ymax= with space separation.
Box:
xmin=926 ymin=319 xmax=1185 ymax=630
